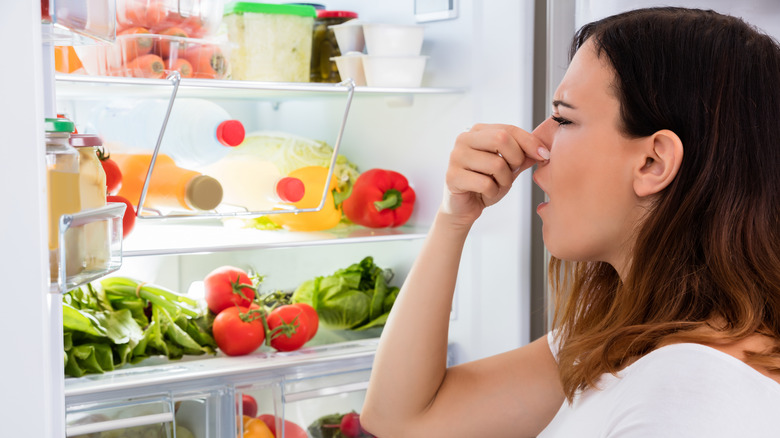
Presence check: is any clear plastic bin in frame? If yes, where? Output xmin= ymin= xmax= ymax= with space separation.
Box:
xmin=53 ymin=203 xmax=125 ymax=293
xmin=116 ymin=0 xmax=225 ymax=39
xmin=42 ymin=0 xmax=117 ymax=44
xmin=74 ymin=34 xmax=230 ymax=79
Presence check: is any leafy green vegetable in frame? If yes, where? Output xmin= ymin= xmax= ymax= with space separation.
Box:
xmin=292 ymin=257 xmax=397 ymax=331
xmin=63 ymin=277 xmax=215 ymax=377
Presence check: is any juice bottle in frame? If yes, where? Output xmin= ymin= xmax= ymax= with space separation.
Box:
xmin=200 ymin=157 xmax=305 ymax=212
xmin=45 ymin=117 xmax=82 ymax=282
xmin=112 ymin=153 xmax=223 ymax=212
xmin=269 ymin=166 xmax=341 ymax=231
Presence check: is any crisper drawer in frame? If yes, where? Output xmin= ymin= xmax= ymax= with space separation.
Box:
xmin=237 ymin=368 xmax=372 ymax=438
xmin=66 ymin=388 xmax=226 ymax=438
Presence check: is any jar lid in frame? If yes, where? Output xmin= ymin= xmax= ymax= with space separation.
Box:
xmin=224 ymin=2 xmax=317 ymax=18
xmin=69 ymin=133 xmax=103 ymax=147
xmin=186 ymin=175 xmax=224 ymax=211
xmin=45 ymin=117 xmax=75 ymax=133
xmin=317 ymin=10 xmax=358 ymax=19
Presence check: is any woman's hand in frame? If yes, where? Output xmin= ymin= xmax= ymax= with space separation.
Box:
xmin=442 ymin=124 xmax=548 ymax=227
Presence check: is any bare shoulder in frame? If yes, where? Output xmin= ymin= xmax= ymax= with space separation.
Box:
xmin=415 ymin=335 xmax=565 ymax=438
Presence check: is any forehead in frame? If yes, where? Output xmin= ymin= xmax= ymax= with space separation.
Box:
xmin=554 ymin=40 xmax=617 ymax=109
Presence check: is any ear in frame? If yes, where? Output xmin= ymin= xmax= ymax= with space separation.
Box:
xmin=633 ymin=129 xmax=683 ymax=197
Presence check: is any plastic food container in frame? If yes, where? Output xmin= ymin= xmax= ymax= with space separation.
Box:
xmin=362 ymin=55 xmax=428 ymax=88
xmin=74 ymin=34 xmax=230 ymax=79
xmin=331 ymin=20 xmax=365 ymax=54
xmin=310 ymin=10 xmax=358 ymax=82
xmin=331 ymin=52 xmax=366 ymax=86
xmin=223 ymin=2 xmax=317 ymax=82
xmin=362 ymin=23 xmax=425 ymax=56
xmin=116 ymin=0 xmax=226 ymax=38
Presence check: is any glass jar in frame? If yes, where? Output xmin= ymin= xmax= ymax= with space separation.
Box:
xmin=310 ymin=10 xmax=358 ymax=83
xmin=70 ymin=134 xmax=110 ymax=272
xmin=45 ymin=117 xmax=82 ymax=282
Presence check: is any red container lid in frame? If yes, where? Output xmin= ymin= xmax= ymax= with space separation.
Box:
xmin=69 ymin=133 xmax=103 ymax=148
xmin=317 ymin=10 xmax=358 ymax=19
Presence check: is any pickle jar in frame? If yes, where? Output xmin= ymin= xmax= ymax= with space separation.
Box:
xmin=45 ymin=117 xmax=82 ymax=283
xmin=311 ymin=10 xmax=358 ymax=82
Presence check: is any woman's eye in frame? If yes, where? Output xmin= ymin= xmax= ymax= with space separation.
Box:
xmin=551 ymin=115 xmax=572 ymax=126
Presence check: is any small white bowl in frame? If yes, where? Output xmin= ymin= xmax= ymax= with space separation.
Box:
xmin=362 ymin=23 xmax=424 ymax=56
xmin=362 ymin=55 xmax=428 ymax=88
xmin=331 ymin=52 xmax=367 ymax=86
xmin=331 ymin=20 xmax=365 ymax=54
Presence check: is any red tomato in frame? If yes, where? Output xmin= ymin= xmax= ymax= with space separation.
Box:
xmin=97 ymin=148 xmax=122 ymax=195
xmin=267 ymin=305 xmax=309 ymax=352
xmin=240 ymin=394 xmax=258 ymax=418
xmin=293 ymin=303 xmax=319 ymax=341
xmin=257 ymin=414 xmax=308 ymax=438
xmin=212 ymin=306 xmax=265 ymax=356
xmin=203 ymin=266 xmax=256 ymax=314
xmin=106 ymin=195 xmax=135 ymax=238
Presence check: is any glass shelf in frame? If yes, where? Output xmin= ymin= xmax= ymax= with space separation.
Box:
xmin=122 ymin=220 xmax=428 ymax=257
xmin=64 ymin=339 xmax=379 ymax=398
xmin=55 ymin=74 xmax=466 ymax=100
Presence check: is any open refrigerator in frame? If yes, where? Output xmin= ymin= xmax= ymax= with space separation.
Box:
xmin=3 ymin=1 xmax=540 ymax=436
xmin=7 ymin=0 xmax=780 ymax=436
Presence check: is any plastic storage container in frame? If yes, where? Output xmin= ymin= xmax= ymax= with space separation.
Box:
xmin=310 ymin=10 xmax=358 ymax=82
xmin=113 ymin=153 xmax=224 ymax=212
xmin=115 ymin=0 xmax=226 ymax=38
xmin=45 ymin=118 xmax=82 ymax=282
xmin=223 ymin=2 xmax=317 ymax=82
xmin=90 ymin=98 xmax=245 ymax=169
xmin=73 ymin=34 xmax=231 ymax=79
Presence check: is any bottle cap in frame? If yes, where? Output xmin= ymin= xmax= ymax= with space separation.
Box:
xmin=69 ymin=134 xmax=103 ymax=148
xmin=185 ymin=175 xmax=224 ymax=210
xmin=317 ymin=10 xmax=358 ymax=19
xmin=216 ymin=120 xmax=246 ymax=147
xmin=276 ymin=176 xmax=305 ymax=203
xmin=45 ymin=117 xmax=75 ymax=133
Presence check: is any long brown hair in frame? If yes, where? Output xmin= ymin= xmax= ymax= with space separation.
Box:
xmin=550 ymin=7 xmax=780 ymax=400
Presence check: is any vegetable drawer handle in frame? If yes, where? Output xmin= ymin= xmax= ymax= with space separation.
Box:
xmin=66 ymin=412 xmax=174 ymax=436
xmin=284 ymin=381 xmax=369 ymax=403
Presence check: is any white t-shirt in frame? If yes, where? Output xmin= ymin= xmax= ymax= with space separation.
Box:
xmin=539 ymin=332 xmax=780 ymax=437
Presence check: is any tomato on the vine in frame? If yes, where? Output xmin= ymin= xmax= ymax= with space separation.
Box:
xmin=97 ymin=148 xmax=122 ymax=195
xmin=212 ymin=306 xmax=265 ymax=356
xmin=106 ymin=195 xmax=136 ymax=238
xmin=267 ymin=305 xmax=309 ymax=352
xmin=204 ymin=266 xmax=257 ymax=314
xmin=293 ymin=303 xmax=319 ymax=341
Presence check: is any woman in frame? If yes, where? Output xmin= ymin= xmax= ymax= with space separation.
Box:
xmin=361 ymin=7 xmax=780 ymax=437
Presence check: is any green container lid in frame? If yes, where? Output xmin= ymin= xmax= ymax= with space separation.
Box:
xmin=44 ymin=117 xmax=75 ymax=133
xmin=224 ymin=2 xmax=317 ymax=17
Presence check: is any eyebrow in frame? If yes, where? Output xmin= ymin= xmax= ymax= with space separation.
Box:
xmin=552 ymin=99 xmax=576 ymax=110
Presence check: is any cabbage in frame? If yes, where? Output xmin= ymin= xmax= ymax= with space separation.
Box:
xmin=292 ymin=257 xmax=399 ymax=330
xmin=234 ymin=131 xmax=359 ymax=196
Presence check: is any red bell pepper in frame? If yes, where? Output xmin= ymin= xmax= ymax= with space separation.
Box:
xmin=343 ymin=168 xmax=416 ymax=228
